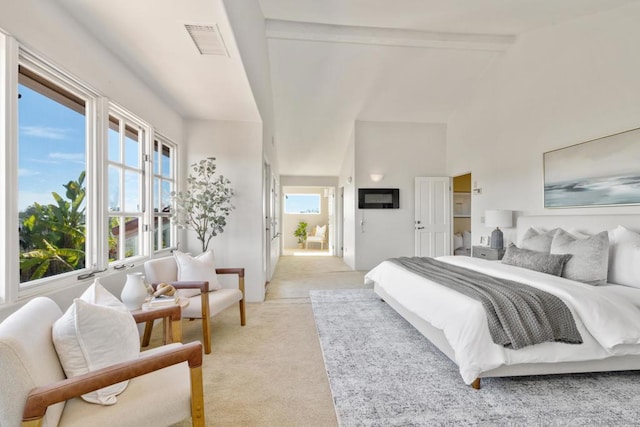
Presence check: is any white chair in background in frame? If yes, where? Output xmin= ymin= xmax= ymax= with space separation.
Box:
xmin=306 ymin=224 xmax=327 ymax=250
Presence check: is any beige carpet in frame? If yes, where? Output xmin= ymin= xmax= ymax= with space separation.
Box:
xmin=151 ymin=255 xmax=367 ymax=426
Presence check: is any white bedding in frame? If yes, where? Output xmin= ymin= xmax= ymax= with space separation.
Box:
xmin=365 ymin=256 xmax=640 ymax=384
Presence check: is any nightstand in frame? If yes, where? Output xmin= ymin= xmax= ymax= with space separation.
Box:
xmin=472 ymin=246 xmax=506 ymax=261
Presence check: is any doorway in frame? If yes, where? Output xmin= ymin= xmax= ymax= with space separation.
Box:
xmin=452 ymin=173 xmax=472 ymax=256
xmin=281 ymin=186 xmax=335 ymax=256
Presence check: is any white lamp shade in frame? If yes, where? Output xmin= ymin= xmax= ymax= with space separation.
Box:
xmin=485 ymin=210 xmax=513 ymax=228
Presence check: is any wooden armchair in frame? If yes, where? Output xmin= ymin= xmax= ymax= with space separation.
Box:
xmin=143 ymin=256 xmax=246 ymax=354
xmin=0 ymin=297 xmax=205 ymax=427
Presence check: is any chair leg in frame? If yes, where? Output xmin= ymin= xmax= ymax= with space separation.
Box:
xmin=201 ymin=293 xmax=212 ymax=354
xmin=239 ymin=299 xmax=246 ymax=326
xmin=142 ymin=320 xmax=154 ymax=347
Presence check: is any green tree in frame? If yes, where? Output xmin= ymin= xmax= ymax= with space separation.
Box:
xmin=19 ymin=171 xmax=86 ymax=281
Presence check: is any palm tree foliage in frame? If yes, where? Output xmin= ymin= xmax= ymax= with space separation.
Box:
xmin=19 ymin=171 xmax=86 ymax=281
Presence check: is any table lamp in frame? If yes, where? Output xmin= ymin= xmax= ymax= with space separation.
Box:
xmin=485 ymin=210 xmax=513 ymax=250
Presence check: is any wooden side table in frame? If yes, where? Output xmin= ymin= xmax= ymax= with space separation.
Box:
xmin=472 ymin=246 xmax=506 ymax=261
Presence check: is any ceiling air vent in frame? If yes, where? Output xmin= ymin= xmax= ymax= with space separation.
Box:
xmin=184 ymin=24 xmax=229 ymax=56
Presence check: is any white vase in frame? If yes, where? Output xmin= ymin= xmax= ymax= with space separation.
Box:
xmin=121 ymin=272 xmax=148 ymax=310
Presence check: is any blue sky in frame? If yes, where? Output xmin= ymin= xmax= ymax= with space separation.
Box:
xmin=18 ymin=84 xmax=85 ymax=212
xmin=285 ymin=194 xmax=320 ymax=214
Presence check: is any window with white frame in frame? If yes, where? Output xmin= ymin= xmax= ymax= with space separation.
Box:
xmin=17 ymin=63 xmax=93 ymax=285
xmin=107 ymin=111 xmax=146 ymax=262
xmin=3 ymin=41 xmax=180 ymax=297
xmin=284 ymin=193 xmax=321 ymax=214
xmin=152 ymin=136 xmax=176 ymax=251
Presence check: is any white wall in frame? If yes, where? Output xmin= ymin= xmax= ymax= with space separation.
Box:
xmin=447 ymin=3 xmax=640 ymax=246
xmin=354 ymin=121 xmax=447 ymax=270
xmin=185 ymin=120 xmax=265 ymax=302
xmin=0 ymin=2 xmax=183 ymax=320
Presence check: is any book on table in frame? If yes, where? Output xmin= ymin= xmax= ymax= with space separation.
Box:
xmin=147 ymin=295 xmax=178 ymax=307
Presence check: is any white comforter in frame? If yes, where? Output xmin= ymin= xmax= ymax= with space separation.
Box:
xmin=365 ymin=256 xmax=640 ymax=384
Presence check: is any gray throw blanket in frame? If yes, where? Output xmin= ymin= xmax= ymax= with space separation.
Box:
xmin=389 ymin=257 xmax=582 ymax=350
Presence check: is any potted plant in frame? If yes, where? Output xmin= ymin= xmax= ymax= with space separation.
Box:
xmin=294 ymin=221 xmax=308 ymax=248
xmin=171 ymin=157 xmax=234 ymax=252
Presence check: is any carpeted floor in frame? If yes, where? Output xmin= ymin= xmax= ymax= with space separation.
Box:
xmin=310 ymin=289 xmax=640 ymax=427
xmin=151 ymin=255 xmax=367 ymax=426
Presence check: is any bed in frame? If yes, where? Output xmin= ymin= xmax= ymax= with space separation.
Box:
xmin=365 ymin=214 xmax=640 ymax=389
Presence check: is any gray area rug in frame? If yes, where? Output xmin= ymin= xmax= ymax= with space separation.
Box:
xmin=310 ymin=289 xmax=640 ymax=426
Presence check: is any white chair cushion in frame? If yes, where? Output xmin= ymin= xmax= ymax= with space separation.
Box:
xmin=174 ymin=250 xmax=221 ymax=291
xmin=0 ymin=297 xmax=66 ymax=427
xmin=52 ymin=281 xmax=140 ymax=405
xmin=59 ymin=344 xmax=192 ymax=427
xmin=181 ymin=288 xmax=243 ymax=319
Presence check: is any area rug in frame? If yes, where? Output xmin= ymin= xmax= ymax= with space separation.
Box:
xmin=310 ymin=289 xmax=640 ymax=426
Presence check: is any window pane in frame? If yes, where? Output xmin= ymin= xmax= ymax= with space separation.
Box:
xmin=153 ymin=140 xmax=160 ymax=175
xmin=108 ymin=166 xmax=120 ymax=212
xmin=18 ymin=78 xmax=87 ymax=283
xmin=124 ymin=170 xmax=140 ymax=212
xmin=161 ymin=217 xmax=171 ymax=249
xmin=124 ymin=216 xmax=141 ymax=257
xmin=153 ymin=177 xmax=160 ymax=212
xmin=108 ymin=217 xmax=120 ymax=262
xmin=161 ymin=180 xmax=171 ymax=212
xmin=108 ymin=119 xmax=120 ymax=162
xmin=284 ymin=194 xmax=321 ymax=214
xmin=161 ymin=144 xmax=171 ymax=178
xmin=124 ymin=125 xmax=139 ymax=168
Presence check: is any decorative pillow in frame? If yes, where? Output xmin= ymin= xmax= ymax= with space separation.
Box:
xmin=550 ymin=230 xmax=610 ymax=286
xmin=608 ymin=225 xmax=640 ymax=288
xmin=567 ymin=229 xmax=591 ymax=240
xmin=501 ymin=244 xmax=572 ymax=276
xmin=174 ymin=250 xmax=221 ymax=291
xmin=52 ymin=280 xmax=140 ymax=405
xmin=462 ymin=230 xmax=472 ymax=249
xmin=315 ymin=225 xmax=326 ymax=237
xmin=453 ymin=233 xmax=464 ymax=250
xmin=520 ymin=227 xmax=559 ymax=252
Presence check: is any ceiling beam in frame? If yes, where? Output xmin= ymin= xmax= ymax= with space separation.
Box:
xmin=265 ymin=19 xmax=516 ymax=52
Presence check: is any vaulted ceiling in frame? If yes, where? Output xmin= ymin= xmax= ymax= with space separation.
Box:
xmin=56 ymin=0 xmax=639 ymax=175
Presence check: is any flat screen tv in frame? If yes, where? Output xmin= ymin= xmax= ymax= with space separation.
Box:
xmin=358 ymin=188 xmax=399 ymax=209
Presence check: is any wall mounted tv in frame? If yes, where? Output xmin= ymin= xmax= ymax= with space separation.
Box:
xmin=358 ymin=188 xmax=400 ymax=209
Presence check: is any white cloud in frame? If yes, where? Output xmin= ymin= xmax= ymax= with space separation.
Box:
xmin=49 ymin=152 xmax=85 ymax=164
xmin=18 ymin=168 xmax=40 ymax=177
xmin=20 ymin=126 xmax=70 ymax=140
xmin=18 ymin=190 xmax=55 ymax=211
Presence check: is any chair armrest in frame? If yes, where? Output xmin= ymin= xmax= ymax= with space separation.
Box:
xmin=22 ymin=341 xmax=203 ymax=423
xmin=215 ymin=268 xmax=245 ymax=297
xmin=151 ymin=281 xmax=210 ymax=293
xmin=130 ymin=304 xmax=181 ymax=324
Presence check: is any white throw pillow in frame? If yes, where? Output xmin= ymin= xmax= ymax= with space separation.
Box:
xmin=52 ymin=280 xmax=140 ymax=405
xmin=315 ymin=225 xmax=326 ymax=237
xmin=174 ymin=250 xmax=221 ymax=291
xmin=608 ymin=225 xmax=640 ymax=288
xmin=462 ymin=230 xmax=472 ymax=249
xmin=453 ymin=233 xmax=464 ymax=250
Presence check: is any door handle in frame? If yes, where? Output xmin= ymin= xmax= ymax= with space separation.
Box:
xmin=416 ymin=227 xmax=424 ymax=230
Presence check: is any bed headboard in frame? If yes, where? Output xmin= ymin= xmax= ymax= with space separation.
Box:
xmin=516 ymin=214 xmax=640 ymax=245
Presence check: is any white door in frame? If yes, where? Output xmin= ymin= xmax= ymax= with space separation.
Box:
xmin=415 ymin=177 xmax=451 ymax=257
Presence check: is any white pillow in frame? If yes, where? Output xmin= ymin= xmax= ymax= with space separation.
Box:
xmin=315 ymin=225 xmax=326 ymax=237
xmin=608 ymin=225 xmax=640 ymax=288
xmin=174 ymin=250 xmax=221 ymax=291
xmin=453 ymin=233 xmax=464 ymax=250
xmin=52 ymin=280 xmax=140 ymax=405
xmin=551 ymin=229 xmax=610 ymax=286
xmin=462 ymin=230 xmax=472 ymax=249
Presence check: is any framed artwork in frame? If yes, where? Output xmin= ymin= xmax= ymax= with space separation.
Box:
xmin=544 ymin=127 xmax=640 ymax=208
xmin=453 ymin=192 xmax=471 ymax=217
